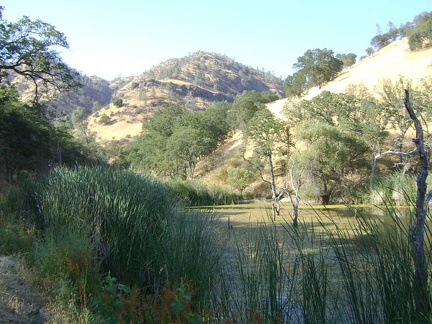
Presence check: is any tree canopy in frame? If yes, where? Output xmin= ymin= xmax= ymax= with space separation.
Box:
xmin=284 ymin=48 xmax=343 ymax=97
xmin=0 ymin=7 xmax=80 ymax=102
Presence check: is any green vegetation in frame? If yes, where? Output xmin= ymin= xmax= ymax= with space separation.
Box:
xmin=2 ymin=6 xmax=432 ymax=323
xmin=226 ymin=167 xmax=255 ymax=195
xmin=0 ymin=6 xmax=80 ymax=103
xmin=368 ymin=11 xmax=432 ymax=53
xmin=284 ymin=48 xmax=344 ymax=97
xmin=124 ymin=102 xmax=230 ymax=179
xmin=98 ymin=113 xmax=111 ymax=125
xmin=2 ymin=172 xmax=432 ymax=322
xmin=111 ymin=97 xmax=123 ymax=107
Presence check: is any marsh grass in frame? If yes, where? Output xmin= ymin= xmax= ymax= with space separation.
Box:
xmin=1 ymin=167 xmax=432 ymax=322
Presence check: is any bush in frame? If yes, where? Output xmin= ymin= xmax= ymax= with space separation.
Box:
xmin=112 ymin=97 xmax=123 ymax=107
xmin=98 ymin=113 xmax=111 ymax=125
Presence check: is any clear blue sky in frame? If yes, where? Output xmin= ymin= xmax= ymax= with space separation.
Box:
xmin=2 ymin=0 xmax=430 ymax=80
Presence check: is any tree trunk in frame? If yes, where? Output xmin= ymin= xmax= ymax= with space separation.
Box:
xmin=404 ymin=89 xmax=431 ymax=319
xmin=267 ymin=151 xmax=280 ymax=220
xmin=289 ymin=162 xmax=301 ymax=227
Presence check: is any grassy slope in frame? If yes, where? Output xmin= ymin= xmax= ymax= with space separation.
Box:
xmin=198 ymin=37 xmax=432 ymax=188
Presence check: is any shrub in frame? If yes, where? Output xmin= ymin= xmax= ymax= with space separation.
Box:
xmin=98 ymin=113 xmax=111 ymax=125
xmin=112 ymin=97 xmax=123 ymax=107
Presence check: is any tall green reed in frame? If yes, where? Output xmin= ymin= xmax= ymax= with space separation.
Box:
xmin=28 ymin=166 xmax=170 ymax=287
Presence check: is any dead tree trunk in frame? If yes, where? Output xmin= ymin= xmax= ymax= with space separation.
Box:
xmin=288 ymin=161 xmax=302 ymax=227
xmin=404 ymin=89 xmax=431 ymax=318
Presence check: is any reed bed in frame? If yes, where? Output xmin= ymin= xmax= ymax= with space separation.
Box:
xmin=1 ymin=167 xmax=432 ymax=322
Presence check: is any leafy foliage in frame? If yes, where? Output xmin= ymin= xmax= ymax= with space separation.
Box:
xmin=0 ymin=7 xmax=80 ymax=102
xmin=112 ymin=97 xmax=123 ymax=107
xmin=0 ymin=85 xmax=103 ymax=182
xmin=226 ymin=167 xmax=255 ymax=195
xmin=125 ymin=102 xmax=231 ymax=179
xmin=228 ymin=90 xmax=278 ymax=130
xmin=284 ymin=48 xmax=343 ymax=97
xmin=407 ymin=11 xmax=432 ymax=50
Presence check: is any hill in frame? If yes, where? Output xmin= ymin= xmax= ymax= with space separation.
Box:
xmin=86 ymin=51 xmax=284 ymax=141
xmin=197 ymin=37 xmax=432 ymax=184
xmin=267 ymin=37 xmax=432 ymax=117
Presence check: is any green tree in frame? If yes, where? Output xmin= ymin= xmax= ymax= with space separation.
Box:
xmin=166 ymin=127 xmax=206 ymax=179
xmin=0 ymin=7 xmax=80 ymax=102
xmin=286 ymin=90 xmax=377 ymax=201
xmin=228 ymin=90 xmax=277 ymax=130
xmin=294 ymin=120 xmax=369 ymax=204
xmin=126 ymin=103 xmax=230 ymax=178
xmin=407 ymin=11 xmax=432 ymax=50
xmin=284 ymin=71 xmax=307 ymax=98
xmin=99 ymin=113 xmax=111 ymax=125
xmin=292 ymin=48 xmax=343 ymax=89
xmin=243 ymin=108 xmax=292 ymax=217
xmin=0 ymin=85 xmax=99 ymax=181
xmin=336 ymin=53 xmax=357 ymax=68
xmin=144 ymin=104 xmax=187 ymax=137
xmin=226 ymin=167 xmax=255 ymax=195
xmin=112 ymin=97 xmax=123 ymax=107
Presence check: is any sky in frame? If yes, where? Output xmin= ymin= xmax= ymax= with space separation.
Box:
xmin=2 ymin=0 xmax=431 ymax=81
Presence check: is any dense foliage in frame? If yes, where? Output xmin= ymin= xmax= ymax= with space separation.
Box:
xmin=284 ymin=78 xmax=432 ymax=203
xmin=0 ymin=85 xmax=100 ymax=182
xmin=123 ymin=102 xmax=231 ymax=179
xmin=284 ymin=48 xmax=344 ymax=97
xmin=0 ymin=7 xmax=80 ymax=102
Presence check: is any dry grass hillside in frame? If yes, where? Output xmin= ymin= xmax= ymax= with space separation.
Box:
xmin=198 ymin=37 xmax=432 ymax=185
xmin=266 ymin=37 xmax=432 ymax=117
xmin=87 ymin=51 xmax=284 ymax=142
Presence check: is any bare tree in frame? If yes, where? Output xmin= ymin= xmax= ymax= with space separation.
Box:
xmin=288 ymin=161 xmax=303 ymax=227
xmin=404 ymin=89 xmax=431 ymax=318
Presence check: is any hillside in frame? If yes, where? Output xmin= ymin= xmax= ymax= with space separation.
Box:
xmin=86 ymin=51 xmax=284 ymax=141
xmin=267 ymin=37 xmax=432 ymax=117
xmin=197 ymin=37 xmax=432 ymax=183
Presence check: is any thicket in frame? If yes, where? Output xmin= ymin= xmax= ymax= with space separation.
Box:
xmin=1 ymin=166 xmax=223 ymax=322
xmin=2 ymin=168 xmax=432 ymax=322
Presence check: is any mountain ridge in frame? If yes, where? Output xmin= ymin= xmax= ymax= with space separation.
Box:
xmin=87 ymin=51 xmax=284 ymax=141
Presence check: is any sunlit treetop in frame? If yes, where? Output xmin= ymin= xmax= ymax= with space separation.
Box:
xmin=0 ymin=6 xmax=81 ymax=103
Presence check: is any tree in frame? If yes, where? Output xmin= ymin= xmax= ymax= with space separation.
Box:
xmin=365 ymin=47 xmax=374 ymax=56
xmin=0 ymin=85 xmax=50 ymax=180
xmin=286 ymin=90 xmax=373 ymax=202
xmin=0 ymin=85 xmax=98 ymax=181
xmin=294 ymin=121 xmax=369 ymax=204
xmin=0 ymin=7 xmax=80 ymax=102
xmin=144 ymin=104 xmax=187 ymax=137
xmin=374 ymin=78 xmax=414 ymax=169
xmin=335 ymin=53 xmax=357 ymax=68
xmin=407 ymin=11 xmax=432 ymax=50
xmin=127 ymin=103 xmax=231 ymax=178
xmin=243 ymin=107 xmax=292 ymax=218
xmin=292 ymin=48 xmax=343 ymax=89
xmin=404 ymin=90 xmax=431 ymax=320
xmin=112 ymin=97 xmax=123 ymax=107
xmin=226 ymin=167 xmax=255 ymax=196
xmin=370 ymin=34 xmax=391 ymax=51
xmin=284 ymin=71 xmax=307 ymax=98
xmin=166 ymin=127 xmax=207 ymax=179
xmin=228 ymin=90 xmax=278 ymax=130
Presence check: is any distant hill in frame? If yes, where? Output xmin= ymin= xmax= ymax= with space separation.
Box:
xmin=86 ymin=51 xmax=285 ymax=141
